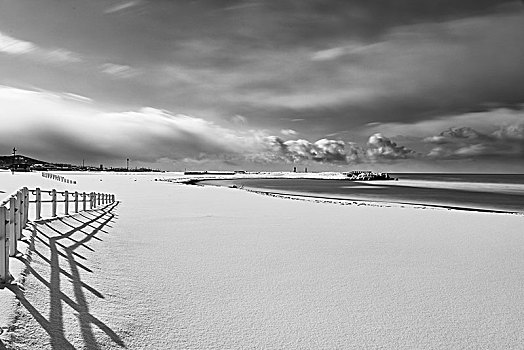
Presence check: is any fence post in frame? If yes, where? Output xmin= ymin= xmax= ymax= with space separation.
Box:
xmin=15 ymin=192 xmax=21 ymax=240
xmin=89 ymin=192 xmax=93 ymax=209
xmin=0 ymin=206 xmax=10 ymax=284
xmin=97 ymin=193 xmax=101 ymax=206
xmin=18 ymin=190 xmax=25 ymax=232
xmin=64 ymin=191 xmax=69 ymax=215
xmin=51 ymin=189 xmax=57 ymax=217
xmin=75 ymin=192 xmax=79 ymax=213
xmin=9 ymin=197 xmax=16 ymax=256
xmin=36 ymin=188 xmax=42 ymax=220
xmin=23 ymin=187 xmax=29 ymax=227
xmin=83 ymin=192 xmax=87 ymax=211
xmin=112 ymin=194 xmax=115 ymax=203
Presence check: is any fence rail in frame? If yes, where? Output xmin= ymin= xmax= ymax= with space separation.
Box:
xmin=1 ymin=187 xmax=115 ymax=284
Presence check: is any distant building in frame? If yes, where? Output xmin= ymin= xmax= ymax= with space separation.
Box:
xmin=10 ymin=163 xmax=31 ymax=172
xmin=30 ymin=163 xmax=49 ymax=171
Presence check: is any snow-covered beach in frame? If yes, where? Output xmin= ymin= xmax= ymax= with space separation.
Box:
xmin=2 ymin=171 xmax=524 ymax=349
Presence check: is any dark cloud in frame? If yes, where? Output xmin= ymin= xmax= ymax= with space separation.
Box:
xmin=258 ymin=0 xmax=519 ymax=45
xmin=176 ymin=0 xmax=519 ymax=47
xmin=425 ymin=125 xmax=524 ymax=160
xmin=1 ymin=0 xmax=524 ymax=171
xmin=268 ymin=9 xmax=524 ymax=133
xmin=424 ymin=127 xmax=490 ymax=144
xmin=141 ymin=5 xmax=524 ymax=137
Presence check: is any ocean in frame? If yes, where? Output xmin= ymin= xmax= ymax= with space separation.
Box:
xmin=203 ymin=173 xmax=524 ymax=213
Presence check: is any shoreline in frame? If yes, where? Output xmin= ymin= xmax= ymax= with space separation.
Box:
xmin=181 ymin=178 xmax=524 ymax=216
xmin=242 ymin=188 xmax=522 ymax=215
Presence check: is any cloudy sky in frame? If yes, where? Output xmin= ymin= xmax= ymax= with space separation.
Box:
xmin=1 ymin=0 xmax=524 ymax=172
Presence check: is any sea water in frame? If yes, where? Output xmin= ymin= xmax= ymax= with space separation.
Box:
xmin=204 ymin=174 xmax=524 ymax=213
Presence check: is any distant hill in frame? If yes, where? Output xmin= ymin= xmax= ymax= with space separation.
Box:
xmin=0 ymin=154 xmax=50 ymax=168
xmin=0 ymin=154 xmax=162 ymax=172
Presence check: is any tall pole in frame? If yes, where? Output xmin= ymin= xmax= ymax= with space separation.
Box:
xmin=12 ymin=147 xmax=17 ymax=168
xmin=127 ymin=158 xmax=129 ymax=171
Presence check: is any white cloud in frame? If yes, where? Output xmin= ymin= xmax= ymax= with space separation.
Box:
xmin=62 ymin=92 xmax=93 ymax=103
xmin=105 ymin=0 xmax=142 ymax=14
xmin=311 ymin=47 xmax=347 ymax=61
xmin=367 ymin=133 xmax=416 ymax=160
xmin=0 ymin=31 xmax=83 ymax=63
xmin=310 ymin=42 xmax=377 ymax=61
xmin=283 ymin=139 xmax=314 ymax=161
xmin=493 ymin=123 xmax=524 ymax=140
xmin=0 ymin=85 xmax=262 ymax=164
xmin=0 ymin=32 xmax=36 ymax=55
xmin=427 ymin=146 xmax=449 ymax=158
xmin=252 ymin=137 xmax=365 ymax=164
xmin=45 ymin=49 xmax=82 ymax=63
xmin=423 ymin=135 xmax=447 ymax=144
xmin=101 ymin=63 xmax=140 ymax=78
xmin=455 ymin=144 xmax=487 ymax=156
xmin=314 ymin=139 xmax=358 ymax=163
xmin=280 ymin=129 xmax=297 ymax=136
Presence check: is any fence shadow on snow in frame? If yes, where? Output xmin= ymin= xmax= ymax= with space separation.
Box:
xmin=3 ymin=202 xmax=124 ymax=349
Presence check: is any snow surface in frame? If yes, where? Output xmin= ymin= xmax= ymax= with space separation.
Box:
xmin=2 ymin=171 xmax=524 ymax=349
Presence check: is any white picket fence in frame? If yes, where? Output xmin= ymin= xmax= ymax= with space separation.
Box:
xmin=0 ymin=187 xmax=115 ymax=284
